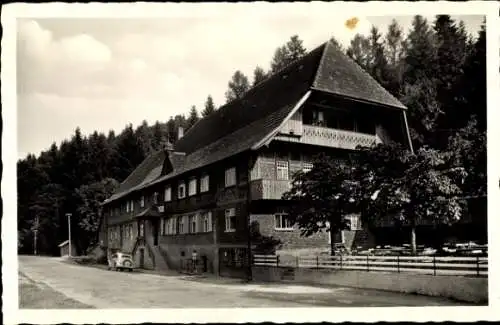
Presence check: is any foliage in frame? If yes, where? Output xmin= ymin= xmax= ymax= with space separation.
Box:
xmin=446 ymin=118 xmax=486 ymax=199
xmin=186 ymin=105 xmax=200 ymax=130
xmin=202 ymin=95 xmax=216 ymax=117
xmin=284 ymin=144 xmax=467 ymax=255
xmin=270 ymin=35 xmax=307 ymax=73
xmin=74 ymin=178 xmax=119 ymax=252
xmin=355 ymin=144 xmax=466 ymax=254
xmin=225 ymin=70 xmax=250 ymax=103
xmin=249 ymin=221 xmax=282 ymax=254
xmin=282 ymin=153 xmax=356 ymax=253
xmin=17 ymin=117 xmax=191 ymax=255
xmin=252 ymin=66 xmax=267 ymax=86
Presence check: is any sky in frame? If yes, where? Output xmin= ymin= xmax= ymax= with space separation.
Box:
xmin=16 ymin=9 xmax=485 ymax=160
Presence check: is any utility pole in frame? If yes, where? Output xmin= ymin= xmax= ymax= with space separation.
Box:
xmin=33 ymin=215 xmax=39 ymax=255
xmin=66 ymin=213 xmax=72 ymax=257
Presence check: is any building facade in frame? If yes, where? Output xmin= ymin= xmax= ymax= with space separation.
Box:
xmin=100 ymin=40 xmax=412 ymax=276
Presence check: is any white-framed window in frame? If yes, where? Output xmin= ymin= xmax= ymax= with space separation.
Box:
xmin=140 ymin=196 xmax=145 ymax=208
xmin=188 ymin=178 xmax=197 ymax=196
xmin=153 ymin=192 xmax=158 ymax=204
xmin=303 ymin=162 xmax=313 ymax=173
xmin=275 ymin=212 xmax=293 ymax=230
xmin=178 ymin=182 xmax=186 ymax=199
xmin=201 ymin=211 xmax=212 ymax=232
xmin=225 ymin=167 xmax=236 ymax=187
xmin=189 ymin=214 xmax=197 ymax=233
xmin=126 ymin=201 xmax=130 ymax=213
xmin=225 ymin=208 xmax=236 ymax=232
xmin=347 ymin=215 xmax=362 ymax=230
xmin=276 ymin=161 xmax=289 ymax=180
xmin=200 ymin=175 xmax=210 ymax=193
xmin=130 ymin=200 xmax=134 ymax=212
xmin=164 ymin=186 xmax=172 ymax=202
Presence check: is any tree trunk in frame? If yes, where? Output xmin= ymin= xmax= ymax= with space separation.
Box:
xmin=410 ymin=225 xmax=417 ymax=256
xmin=329 ymin=218 xmax=336 ymax=256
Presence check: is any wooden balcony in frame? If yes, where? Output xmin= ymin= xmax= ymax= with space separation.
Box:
xmin=275 ymin=125 xmax=379 ymax=150
xmin=250 ymin=179 xmax=291 ymax=200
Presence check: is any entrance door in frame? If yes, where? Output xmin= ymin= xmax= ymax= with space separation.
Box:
xmin=153 ymin=220 xmax=160 ymax=246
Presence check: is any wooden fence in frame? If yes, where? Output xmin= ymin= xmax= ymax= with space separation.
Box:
xmin=253 ymin=254 xmax=488 ymax=277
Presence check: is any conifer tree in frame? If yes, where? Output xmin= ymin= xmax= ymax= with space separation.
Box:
xmin=202 ymin=95 xmax=216 ymax=117
xmin=186 ymin=105 xmax=200 ymax=130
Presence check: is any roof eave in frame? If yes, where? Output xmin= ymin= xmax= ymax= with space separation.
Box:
xmin=310 ymin=87 xmax=407 ymax=111
xmin=251 ymin=90 xmax=312 ymax=150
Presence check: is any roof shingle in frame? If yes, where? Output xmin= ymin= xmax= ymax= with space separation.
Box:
xmin=313 ymin=41 xmax=406 ymax=109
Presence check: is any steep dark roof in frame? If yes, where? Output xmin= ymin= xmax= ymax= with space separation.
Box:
xmin=148 ymin=105 xmax=294 ymax=188
xmin=173 ymin=44 xmax=325 ymax=155
xmin=103 ymin=39 xmax=406 ymax=205
xmin=313 ymin=41 xmax=406 ymax=109
xmin=104 ymin=150 xmax=165 ymax=203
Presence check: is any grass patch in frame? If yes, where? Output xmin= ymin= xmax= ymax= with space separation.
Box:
xmin=19 ymin=273 xmax=93 ymax=309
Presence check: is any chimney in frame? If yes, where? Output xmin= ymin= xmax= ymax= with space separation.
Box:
xmin=178 ymin=126 xmax=184 ymax=140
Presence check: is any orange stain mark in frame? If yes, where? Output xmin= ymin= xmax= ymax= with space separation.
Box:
xmin=345 ymin=17 xmax=360 ymax=30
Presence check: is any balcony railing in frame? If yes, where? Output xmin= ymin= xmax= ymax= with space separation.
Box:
xmin=303 ymin=125 xmax=379 ymax=149
xmin=275 ymin=125 xmax=379 ymax=150
xmin=250 ymin=179 xmax=291 ymax=200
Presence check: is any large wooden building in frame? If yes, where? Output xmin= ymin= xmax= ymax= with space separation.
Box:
xmin=100 ymin=40 xmax=412 ymax=276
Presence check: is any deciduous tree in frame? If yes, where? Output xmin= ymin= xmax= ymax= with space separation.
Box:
xmin=270 ymin=35 xmax=307 ymax=73
xmin=225 ymin=70 xmax=250 ymax=103
xmin=282 ymin=153 xmax=357 ymax=254
xmin=252 ymin=66 xmax=267 ymax=86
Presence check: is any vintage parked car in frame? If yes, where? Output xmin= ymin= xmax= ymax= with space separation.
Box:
xmin=108 ymin=251 xmax=135 ymax=272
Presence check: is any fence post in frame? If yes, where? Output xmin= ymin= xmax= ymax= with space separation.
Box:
xmin=316 ymin=256 xmax=319 ymax=269
xmin=476 ymin=256 xmax=480 ymax=277
xmin=296 ymin=255 xmax=299 ymax=268
xmin=397 ymin=255 xmax=400 ymax=273
xmin=366 ymin=255 xmax=369 ymax=272
xmin=433 ymin=255 xmax=436 ymax=276
xmin=276 ymin=255 xmax=280 ymax=268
